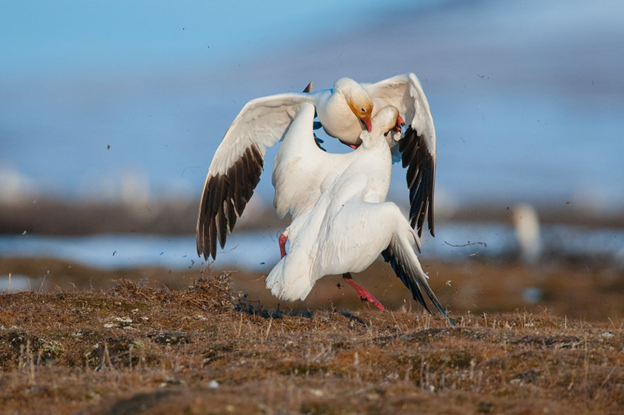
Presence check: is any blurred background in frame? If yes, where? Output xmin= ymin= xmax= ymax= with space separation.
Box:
xmin=1 ymin=0 xmax=623 ymax=318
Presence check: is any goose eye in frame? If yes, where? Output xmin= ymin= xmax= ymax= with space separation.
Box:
xmin=360 ymin=108 xmax=366 ymax=113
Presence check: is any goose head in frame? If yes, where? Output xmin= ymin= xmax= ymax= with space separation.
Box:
xmin=334 ymin=78 xmax=374 ymax=132
xmin=374 ymin=105 xmax=404 ymax=136
xmin=360 ymin=106 xmax=403 ymax=146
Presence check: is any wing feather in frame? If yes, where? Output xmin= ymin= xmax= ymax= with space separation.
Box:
xmin=381 ymin=233 xmax=454 ymax=325
xmin=196 ymin=93 xmax=312 ymax=260
xmin=364 ymin=73 xmax=437 ymax=237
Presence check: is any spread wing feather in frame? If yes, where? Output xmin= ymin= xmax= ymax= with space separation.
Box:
xmin=382 ymin=232 xmax=454 ymax=325
xmin=196 ymin=93 xmax=312 ymax=260
xmin=364 ymin=73 xmax=437 ymax=237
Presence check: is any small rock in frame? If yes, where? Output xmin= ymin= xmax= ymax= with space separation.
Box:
xmin=478 ymin=401 xmax=495 ymax=414
xmin=601 ymin=331 xmax=614 ymax=339
xmin=366 ymin=393 xmax=380 ymax=401
xmin=86 ymin=391 xmax=101 ymax=401
xmin=208 ymin=380 xmax=219 ymax=389
xmin=309 ymin=389 xmax=324 ymax=397
xmin=105 ymin=317 xmax=134 ymax=329
xmin=165 ymin=377 xmax=182 ymax=385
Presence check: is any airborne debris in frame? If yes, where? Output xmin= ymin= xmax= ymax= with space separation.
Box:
xmin=443 ymin=240 xmax=487 ymax=248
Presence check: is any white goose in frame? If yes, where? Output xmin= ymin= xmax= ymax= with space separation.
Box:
xmin=272 ymin=101 xmax=404 ymax=258
xmin=196 ymin=74 xmax=436 ymax=260
xmin=266 ymin=103 xmax=453 ymax=324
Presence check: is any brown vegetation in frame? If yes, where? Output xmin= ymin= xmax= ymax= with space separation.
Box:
xmin=0 ymin=266 xmax=622 ymax=414
xmin=1 ymin=198 xmax=623 ymax=236
xmin=2 ymin=256 xmax=622 ymax=320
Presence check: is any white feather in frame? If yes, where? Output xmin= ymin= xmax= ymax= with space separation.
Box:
xmin=197 ymin=73 xmax=438 ymax=260
xmin=267 ymin=106 xmax=408 ymax=300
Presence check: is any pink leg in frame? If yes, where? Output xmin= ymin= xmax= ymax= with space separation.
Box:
xmin=342 ymin=273 xmax=385 ymax=311
xmin=279 ymin=233 xmax=288 ymax=258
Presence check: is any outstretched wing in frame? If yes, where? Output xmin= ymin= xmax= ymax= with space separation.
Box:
xmin=196 ymin=93 xmax=313 ymax=260
xmin=363 ymin=73 xmax=437 ymax=237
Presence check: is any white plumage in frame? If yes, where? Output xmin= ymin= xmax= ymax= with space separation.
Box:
xmin=272 ymin=103 xmax=366 ymax=220
xmin=196 ymin=74 xmax=437 ymax=260
xmin=266 ymin=104 xmax=453 ymax=324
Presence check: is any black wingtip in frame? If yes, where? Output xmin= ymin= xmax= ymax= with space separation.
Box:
xmin=428 ymin=294 xmax=455 ymax=327
xmin=382 ymin=242 xmax=453 ymax=325
xmin=401 ymin=127 xmax=436 ymax=239
xmin=303 ymin=82 xmax=313 ymax=93
xmin=196 ymin=144 xmax=264 ymax=261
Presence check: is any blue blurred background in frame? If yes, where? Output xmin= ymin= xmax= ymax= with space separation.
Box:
xmin=1 ymin=0 xmax=623 ymax=270
xmin=2 ymin=0 xmax=623 ymax=206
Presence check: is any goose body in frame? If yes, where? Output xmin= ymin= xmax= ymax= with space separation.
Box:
xmin=266 ymin=104 xmax=453 ymax=324
xmin=197 ymin=74 xmax=436 ymax=261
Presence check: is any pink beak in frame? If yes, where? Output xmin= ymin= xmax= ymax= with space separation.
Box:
xmin=395 ymin=115 xmax=405 ymax=132
xmin=363 ymin=117 xmax=372 ymax=132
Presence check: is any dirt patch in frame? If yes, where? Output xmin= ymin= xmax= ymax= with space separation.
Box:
xmin=0 ymin=271 xmax=622 ymax=414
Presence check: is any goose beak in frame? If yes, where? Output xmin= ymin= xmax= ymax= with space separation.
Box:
xmin=394 ymin=115 xmax=405 ymax=132
xmin=362 ymin=116 xmax=372 ymax=132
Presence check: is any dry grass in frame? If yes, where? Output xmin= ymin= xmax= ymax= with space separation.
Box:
xmin=0 ymin=269 xmax=622 ymax=415
xmin=3 ymin=256 xmax=623 ymax=321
